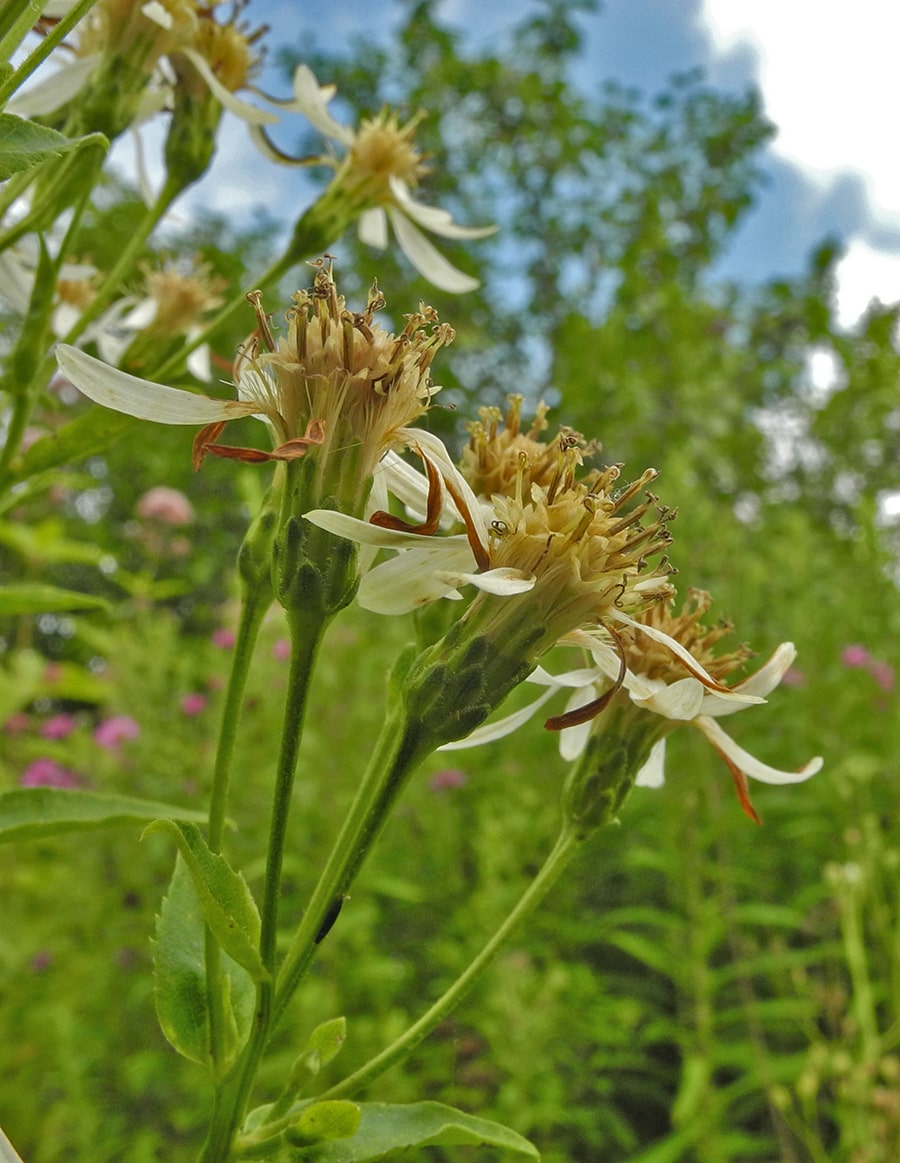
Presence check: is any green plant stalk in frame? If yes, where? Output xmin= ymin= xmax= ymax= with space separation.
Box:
xmin=0 ymin=0 xmax=49 ymax=68
xmin=838 ymin=875 xmax=879 ymax=1067
xmin=0 ymin=0 xmax=100 ymax=106
xmin=319 ymin=825 xmax=583 ymax=1102
xmin=196 ymin=604 xmax=330 ymax=1163
xmin=62 ymin=175 xmax=182 ymax=348
xmin=0 ymin=183 xmax=91 ymax=479
xmin=204 ymin=584 xmax=270 ymax=1075
xmin=270 ymin=696 xmax=428 ymax=1033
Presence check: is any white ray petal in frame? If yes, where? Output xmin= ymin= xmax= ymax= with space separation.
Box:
xmin=388 ymin=177 xmax=497 ymax=239
xmin=177 ymin=49 xmax=278 ymax=125
xmin=388 ymin=209 xmax=480 ymax=294
xmin=558 ymin=685 xmax=601 ymax=762
xmin=439 ymin=686 xmax=559 ymax=751
xmin=611 ymin=609 xmax=765 ymax=706
xmin=631 ymin=676 xmax=706 ymax=721
xmin=696 ymin=716 xmax=823 ymax=784
xmin=635 ymin=738 xmax=668 ymax=788
xmin=435 ymin=566 xmax=534 ymax=595
xmin=358 ymin=207 xmax=389 ymax=249
xmin=304 ymin=507 xmax=471 ymax=552
xmin=357 ymin=546 xmax=470 ymax=613
xmin=289 ymin=64 xmax=353 ymax=145
xmin=6 ymin=55 xmax=99 ymax=116
xmin=56 ymin=345 xmax=256 ymax=424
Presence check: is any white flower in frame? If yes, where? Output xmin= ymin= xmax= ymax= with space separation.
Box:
xmin=439 ymin=591 xmax=823 ymax=822
xmin=306 ymin=431 xmax=674 ymax=644
xmin=257 ymin=65 xmax=496 ymax=293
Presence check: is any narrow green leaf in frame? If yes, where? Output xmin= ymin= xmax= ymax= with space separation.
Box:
xmin=144 ymin=820 xmax=267 ymax=983
xmin=0 ymin=584 xmax=110 ymax=615
xmin=0 ymin=115 xmax=75 ymax=179
xmin=279 ymin=1101 xmax=539 ymax=1161
xmin=154 ymin=856 xmax=255 ymax=1071
xmin=3 ymin=410 xmax=138 ymax=485
xmin=0 ymin=788 xmax=208 ymax=844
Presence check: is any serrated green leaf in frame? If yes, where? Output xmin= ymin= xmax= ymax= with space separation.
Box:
xmin=0 ymin=584 xmax=110 ymax=615
xmin=277 ymin=1101 xmax=539 ymax=1161
xmin=0 ymin=788 xmax=209 ymax=844
xmin=144 ymin=820 xmax=267 ymax=983
xmin=154 ymin=856 xmax=255 ymax=1072
xmin=0 ymin=113 xmax=76 ymax=180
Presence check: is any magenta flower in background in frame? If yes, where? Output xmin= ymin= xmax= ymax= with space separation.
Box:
xmin=136 ymin=486 xmax=196 ymax=526
xmin=3 ymin=711 xmax=30 ymax=734
xmin=781 ymin=667 xmax=806 ymax=687
xmin=20 ymin=758 xmax=80 ymax=788
xmin=93 ymin=715 xmax=141 ymax=751
xmin=869 ymin=661 xmax=896 ymax=692
xmin=30 ymin=951 xmax=53 ymax=973
xmin=841 ymin=644 xmax=870 ymax=667
xmin=429 ymin=768 xmax=468 ymax=792
xmin=212 ymin=628 xmax=236 ymax=649
xmin=40 ymin=713 xmax=77 ymax=739
xmin=180 ymin=693 xmax=208 ymax=716
xmin=272 ymin=638 xmax=290 ymax=661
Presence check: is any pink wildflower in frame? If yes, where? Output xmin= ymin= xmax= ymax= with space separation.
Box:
xmin=40 ymin=713 xmax=77 ymax=739
xmin=429 ymin=768 xmax=468 ymax=792
xmin=136 ymin=486 xmax=196 ymax=526
xmin=20 ymin=758 xmax=80 ymax=788
xmin=841 ymin=644 xmax=870 ymax=667
xmin=3 ymin=711 xmax=31 ymax=734
xmin=93 ymin=715 xmax=141 ymax=750
xmin=781 ymin=667 xmax=806 ymax=687
xmin=31 ymin=951 xmax=53 ymax=972
xmin=212 ymin=628 xmax=236 ymax=649
xmin=180 ymin=693 xmax=208 ymax=716
xmin=868 ymin=661 xmax=895 ymax=692
xmin=272 ymin=638 xmax=290 ymax=661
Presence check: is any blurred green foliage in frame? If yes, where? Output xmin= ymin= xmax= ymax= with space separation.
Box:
xmin=2 ymin=0 xmax=899 ymax=1160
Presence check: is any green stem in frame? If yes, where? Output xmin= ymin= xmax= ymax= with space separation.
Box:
xmin=204 ymin=584 xmax=269 ymax=1074
xmin=195 ymin=606 xmax=329 ymax=1163
xmin=62 ymin=176 xmax=181 ymax=348
xmin=319 ymin=827 xmax=583 ymax=1101
xmin=0 ymin=0 xmax=49 ymax=68
xmin=271 ymin=701 xmax=427 ymax=1031
xmin=0 ymin=0 xmax=100 ymax=106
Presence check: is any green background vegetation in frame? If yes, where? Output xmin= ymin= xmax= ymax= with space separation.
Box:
xmin=2 ymin=2 xmax=899 ymax=1159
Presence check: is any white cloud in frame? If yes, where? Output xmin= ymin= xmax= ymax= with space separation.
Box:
xmin=700 ymin=1 xmax=900 ymax=322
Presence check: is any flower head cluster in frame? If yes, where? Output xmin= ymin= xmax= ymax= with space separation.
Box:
xmin=446 ymin=588 xmax=822 ymax=822
xmin=11 ymin=0 xmax=275 ymax=143
xmin=307 ymin=404 xmax=675 ymax=651
xmin=57 ymin=262 xmax=453 ymax=516
xmin=263 ymin=65 xmax=495 ymax=293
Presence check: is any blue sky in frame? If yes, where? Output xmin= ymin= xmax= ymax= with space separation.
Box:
xmin=29 ymin=0 xmax=896 ymax=328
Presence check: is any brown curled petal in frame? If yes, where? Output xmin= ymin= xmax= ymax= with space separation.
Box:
xmin=369 ymin=453 xmax=446 ymax=535
xmin=199 ymin=443 xmax=283 ymax=463
xmin=442 ymin=472 xmax=490 ymax=571
xmin=708 ymin=743 xmax=762 ymax=824
xmin=192 ymin=421 xmax=227 ymax=470
xmin=545 ymin=622 xmax=627 ymax=730
xmin=544 ymin=685 xmax=618 ymax=731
